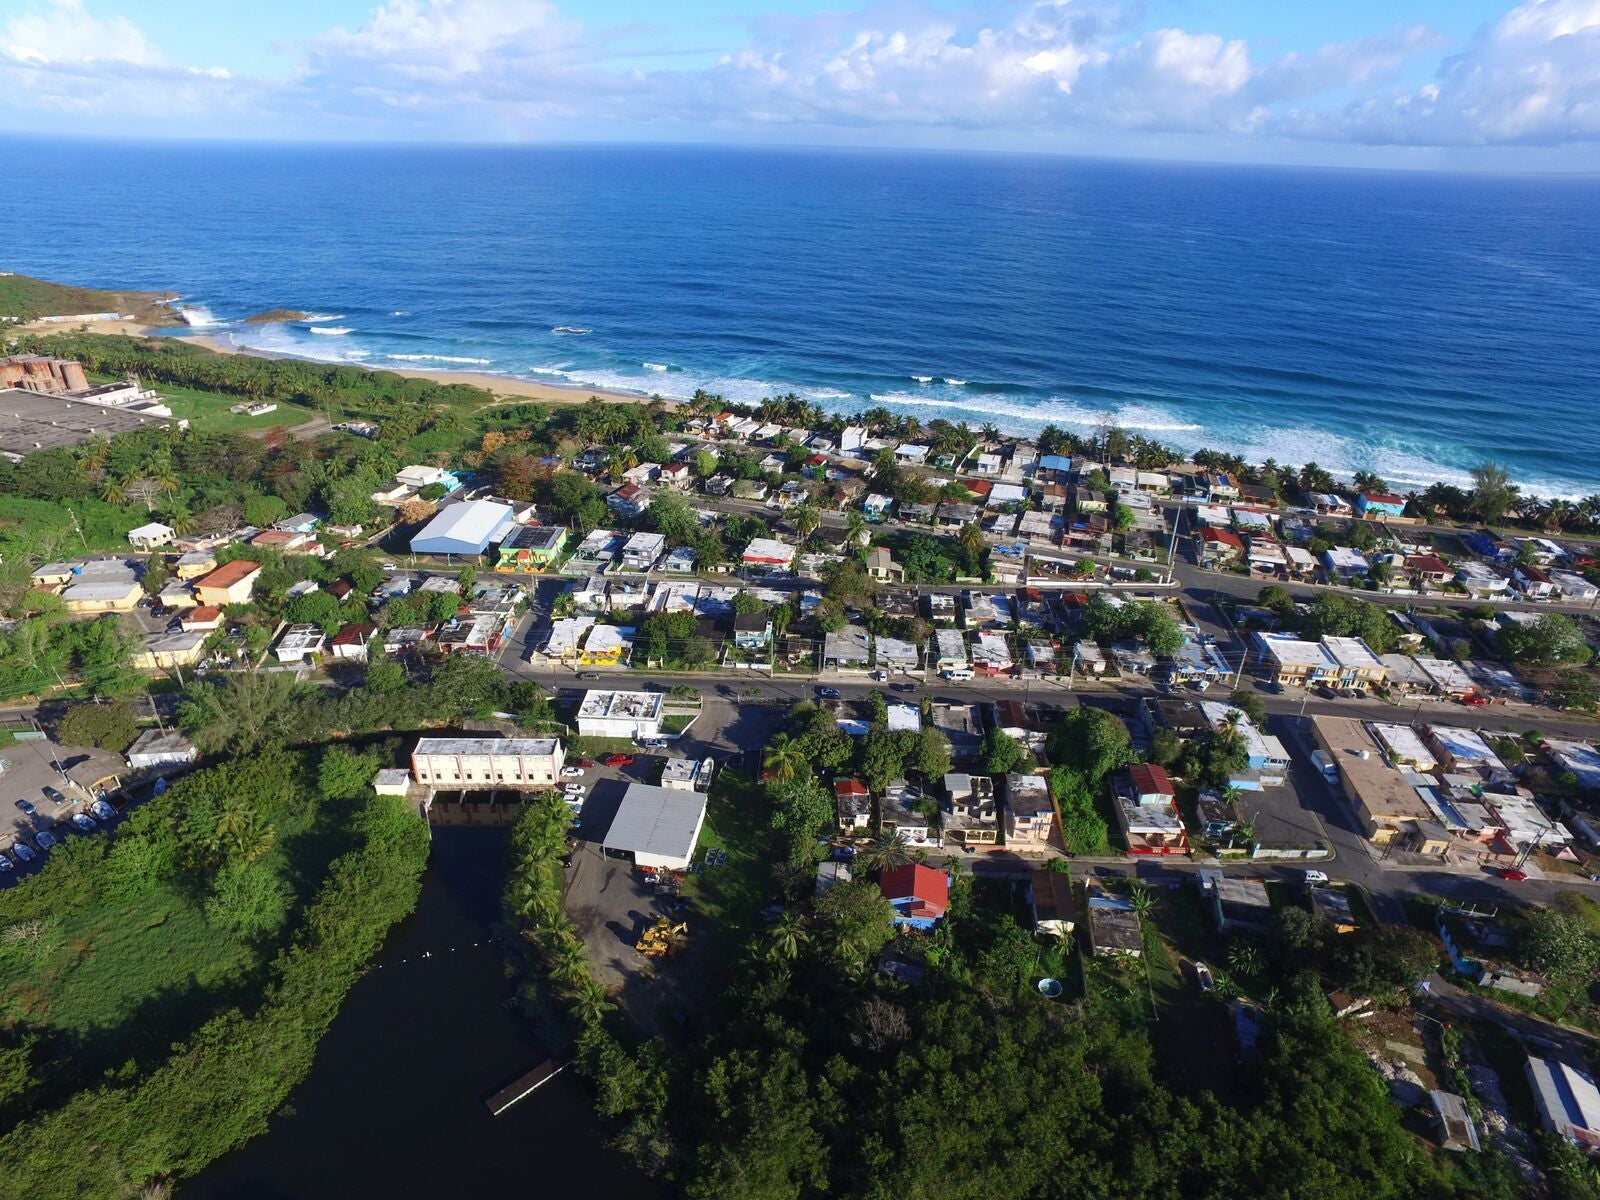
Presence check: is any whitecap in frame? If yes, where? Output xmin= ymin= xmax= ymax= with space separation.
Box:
xmin=910 ymin=375 xmax=934 ymax=384
xmin=298 ymin=313 xmax=344 ymax=323
xmin=177 ymin=305 xmax=220 ymax=327
xmin=308 ymin=326 xmax=353 ymax=336
xmin=552 ymin=326 xmax=591 ymax=335
xmin=942 ymin=377 xmax=967 ymax=386
xmin=642 ymin=362 xmax=670 ymax=372
xmin=387 ymin=353 xmax=493 ymax=365
xmin=390 ymin=310 xmax=409 ymax=317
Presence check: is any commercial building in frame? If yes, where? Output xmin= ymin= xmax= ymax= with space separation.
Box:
xmin=193 ymin=560 xmax=262 ymax=607
xmin=410 ymin=737 xmax=566 ymax=790
xmin=410 ymin=499 xmax=515 ymax=556
xmin=0 ymin=387 xmax=173 ymax=461
xmin=1312 ymin=716 xmax=1448 ymax=855
xmin=1321 ymin=636 xmax=1388 ymax=691
xmin=575 ymin=690 xmax=663 ymax=740
xmin=602 ymin=782 xmax=708 ymax=872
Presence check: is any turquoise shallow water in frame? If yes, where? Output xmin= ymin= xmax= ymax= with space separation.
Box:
xmin=4 ymin=139 xmax=1597 ymax=496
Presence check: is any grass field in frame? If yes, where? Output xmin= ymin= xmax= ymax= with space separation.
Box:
xmin=683 ymin=768 xmax=773 ymax=968
xmin=0 ymin=275 xmax=122 ymax=321
xmin=135 ymin=383 xmax=325 ymax=435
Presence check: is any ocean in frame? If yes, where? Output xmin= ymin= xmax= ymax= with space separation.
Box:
xmin=3 ymin=138 xmax=1597 ymax=496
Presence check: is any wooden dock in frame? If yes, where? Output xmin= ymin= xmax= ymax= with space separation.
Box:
xmin=485 ymin=1059 xmax=567 ymax=1117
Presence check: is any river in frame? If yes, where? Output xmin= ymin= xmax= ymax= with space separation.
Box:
xmin=187 ymin=827 xmax=658 ymax=1199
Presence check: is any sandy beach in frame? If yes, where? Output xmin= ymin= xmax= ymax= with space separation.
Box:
xmin=19 ymin=319 xmax=666 ymax=408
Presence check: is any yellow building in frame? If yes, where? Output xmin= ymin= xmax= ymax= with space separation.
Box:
xmin=193 ymin=560 xmax=263 ymax=607
xmin=61 ymin=578 xmax=142 ymax=614
xmin=131 ymin=631 xmax=208 ymax=670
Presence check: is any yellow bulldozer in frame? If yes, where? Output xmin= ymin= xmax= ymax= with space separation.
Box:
xmin=634 ymin=916 xmax=688 ymax=958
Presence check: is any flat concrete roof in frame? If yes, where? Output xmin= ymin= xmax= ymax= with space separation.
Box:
xmin=0 ymin=387 xmax=169 ymax=458
xmin=413 ymin=737 xmax=560 ymax=756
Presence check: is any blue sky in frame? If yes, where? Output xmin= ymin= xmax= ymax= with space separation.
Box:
xmin=2 ymin=0 xmax=1597 ymax=170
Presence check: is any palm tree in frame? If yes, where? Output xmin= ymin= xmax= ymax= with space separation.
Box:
xmin=843 ymin=510 xmax=867 ymax=547
xmin=547 ymin=940 xmax=589 ymax=984
xmin=1227 ymin=940 xmax=1262 ymax=978
xmin=100 ymin=477 xmax=127 ymax=505
xmin=791 ymin=504 xmax=821 ymax=544
xmin=571 ymin=978 xmax=614 ymax=1026
xmin=855 ymin=832 xmax=912 ymax=875
xmin=958 ymin=522 xmax=985 ymax=563
xmin=765 ymin=913 xmax=811 ymax=962
xmin=761 ymin=733 xmax=808 ymax=783
xmin=1128 ymin=881 xmax=1156 ymax=920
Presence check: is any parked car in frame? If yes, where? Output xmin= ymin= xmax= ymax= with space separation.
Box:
xmin=1461 ymin=694 xmax=1489 ymax=707
xmin=814 ymin=686 xmax=841 ymax=700
xmin=70 ymin=813 xmax=97 ymax=833
xmin=42 ymin=786 xmax=66 ymax=805
xmin=34 ymin=831 xmax=56 ymax=851
xmin=868 ymin=670 xmax=887 ymax=682
xmin=560 ymin=767 xmax=584 ymax=778
xmin=892 ymin=682 xmax=917 ymax=693
xmin=573 ymin=758 xmax=597 ymax=769
xmin=602 ymin=754 xmax=635 ymax=767
xmin=1498 ymin=867 xmax=1529 ymax=882
xmin=562 ymin=783 xmax=585 ymax=796
xmin=1303 ymin=870 xmax=1329 ymax=885
xmin=0 ymin=853 xmax=12 ymax=873
xmin=639 ymin=738 xmax=668 ymax=750
xmin=10 ymin=843 xmax=36 ymax=864
xmin=13 ymin=799 xmax=35 ymax=816
xmin=1193 ymin=961 xmax=1215 ymax=993
xmin=89 ymin=800 xmax=116 ymax=821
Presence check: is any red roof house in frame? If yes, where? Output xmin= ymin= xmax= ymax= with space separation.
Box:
xmin=878 ymin=864 xmax=950 ymax=928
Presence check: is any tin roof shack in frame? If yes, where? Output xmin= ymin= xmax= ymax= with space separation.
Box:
xmin=1197 ymin=869 xmax=1271 ymax=933
xmin=1084 ymin=885 xmax=1143 ymax=957
xmin=125 ymin=729 xmax=197 ymax=775
xmin=942 ymin=772 xmax=998 ymax=849
xmin=1312 ymin=716 xmax=1449 ymax=857
xmin=1310 ymin=886 xmax=1359 ymax=933
xmin=602 ymin=783 xmax=708 ymax=872
xmin=1030 ymin=870 xmax=1078 ymax=936
xmin=1429 ymin=1091 xmax=1481 ymax=1153
xmin=1527 ymin=1056 xmax=1600 ymax=1151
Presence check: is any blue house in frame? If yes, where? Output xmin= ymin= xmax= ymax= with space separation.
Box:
xmin=1354 ymin=492 xmax=1408 ymax=519
xmin=1037 ymin=454 xmax=1073 ymax=478
xmin=1461 ymin=530 xmax=1514 ymax=564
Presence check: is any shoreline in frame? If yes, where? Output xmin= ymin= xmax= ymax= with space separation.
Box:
xmin=205 ymin=333 xmax=663 ymax=408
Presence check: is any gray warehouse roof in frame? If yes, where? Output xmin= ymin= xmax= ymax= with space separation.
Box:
xmin=603 ymin=783 xmax=708 ymax=862
xmin=0 ymin=388 xmax=171 ymax=459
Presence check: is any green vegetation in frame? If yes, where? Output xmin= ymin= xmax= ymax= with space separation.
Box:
xmin=0 ymin=748 xmax=429 ymax=1196
xmin=0 ymin=274 xmax=160 ymax=322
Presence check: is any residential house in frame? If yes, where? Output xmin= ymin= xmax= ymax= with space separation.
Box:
xmin=933 ymin=629 xmax=969 ymax=673
xmin=1456 ymin=561 xmax=1511 ymax=597
xmin=125 ymin=729 xmax=197 ymax=774
xmin=862 ymin=493 xmax=893 ymax=521
xmin=774 ymin=480 xmax=810 ymax=509
xmin=865 ymin=546 xmax=904 ymax=582
xmin=662 ymin=546 xmax=697 ymax=574
xmin=621 ymin=462 xmax=660 ymax=487
xmin=272 ymin=624 xmax=326 ymax=664
xmin=1312 ymin=493 xmax=1353 ymax=517
xmin=192 ymin=560 xmax=263 ymax=607
xmin=130 ymin=631 xmax=207 ymax=670
xmin=834 ymin=778 xmax=872 ymax=832
xmin=1379 ymin=654 xmax=1434 ymax=696
xmin=874 ymin=635 xmax=919 ymax=674
xmin=620 ymin=531 xmax=667 ymax=572
xmin=879 ymin=864 xmax=949 ymax=929
xmin=1312 ymin=887 xmax=1359 ymax=934
xmin=1199 ymin=527 xmax=1245 ymax=567
xmin=942 ymin=772 xmax=998 ymax=848
xmin=881 ymin=780 xmax=935 ymax=847
xmin=1322 ymin=546 xmax=1370 ymax=578
xmin=127 ymin=521 xmax=174 ymax=550
xmin=62 ymin=571 xmax=143 ymax=614
xmin=179 ymin=606 xmax=223 ymax=633
xmin=1004 ymin=773 xmax=1054 ymax=846
xmin=823 ymin=624 xmax=871 ymax=672
xmin=1404 ymin=554 xmax=1454 ymax=585
xmin=578 ymin=624 xmax=632 ymax=667
xmin=607 ymin=483 xmax=650 ymax=520
xmin=251 ymin=529 xmax=318 ymax=553
xmin=1030 ymin=870 xmax=1077 ymax=936
xmin=1552 ymin=571 xmax=1600 ymax=601
xmin=1430 ymin=1091 xmax=1481 ymax=1154
xmin=1413 ymin=656 xmax=1477 ymax=699
xmin=659 ymin=461 xmax=693 ymax=490
xmin=732 ymin=611 xmax=773 ymax=650
xmin=1113 ymin=765 xmax=1189 ymax=855
xmin=173 ymin=548 xmax=217 ymax=580
xmin=329 ymin=623 xmax=377 ymax=661
xmin=1512 ymin=564 xmax=1558 ymax=600
xmin=1201 ymin=473 xmax=1240 ymax=502
xmin=971 ymin=631 xmax=1014 ymax=676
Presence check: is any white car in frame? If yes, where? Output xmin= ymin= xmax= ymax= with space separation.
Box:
xmin=560 ymin=767 xmax=584 ymax=778
xmin=0 ymin=853 xmax=12 ymax=873
xmin=70 ymin=813 xmax=97 ymax=833
xmin=11 ymin=843 xmax=35 ymax=864
xmin=1303 ymin=870 xmax=1329 ymax=885
xmin=562 ymin=784 xmax=586 ymax=797
xmin=34 ymin=831 xmax=56 ymax=851
xmin=89 ymin=800 xmax=116 ymax=821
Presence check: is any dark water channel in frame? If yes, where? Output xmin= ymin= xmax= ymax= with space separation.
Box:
xmin=187 ymin=827 xmax=658 ymax=1199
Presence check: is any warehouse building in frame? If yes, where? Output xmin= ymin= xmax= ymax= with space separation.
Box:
xmin=602 ymin=782 xmax=708 ymax=872
xmin=410 ymin=499 xmax=515 ymax=557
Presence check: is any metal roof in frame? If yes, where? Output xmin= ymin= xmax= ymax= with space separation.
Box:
xmin=603 ymin=783 xmax=708 ymax=862
xmin=410 ymin=500 xmax=514 ymax=555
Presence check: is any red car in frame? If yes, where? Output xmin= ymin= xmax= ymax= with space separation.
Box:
xmin=572 ymin=758 xmax=597 ymax=768
xmin=1498 ymin=867 xmax=1529 ymax=882
xmin=602 ymin=754 xmax=635 ymax=767
xmin=1460 ymin=694 xmax=1489 ymax=706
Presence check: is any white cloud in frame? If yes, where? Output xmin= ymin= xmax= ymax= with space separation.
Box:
xmin=1297 ymin=0 xmax=1600 ymax=145
xmin=0 ymin=0 xmax=1597 ymax=155
xmin=1 ymin=0 xmax=161 ymax=65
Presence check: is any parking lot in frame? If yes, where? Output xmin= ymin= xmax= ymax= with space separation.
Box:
xmin=0 ymin=736 xmax=129 ymax=878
